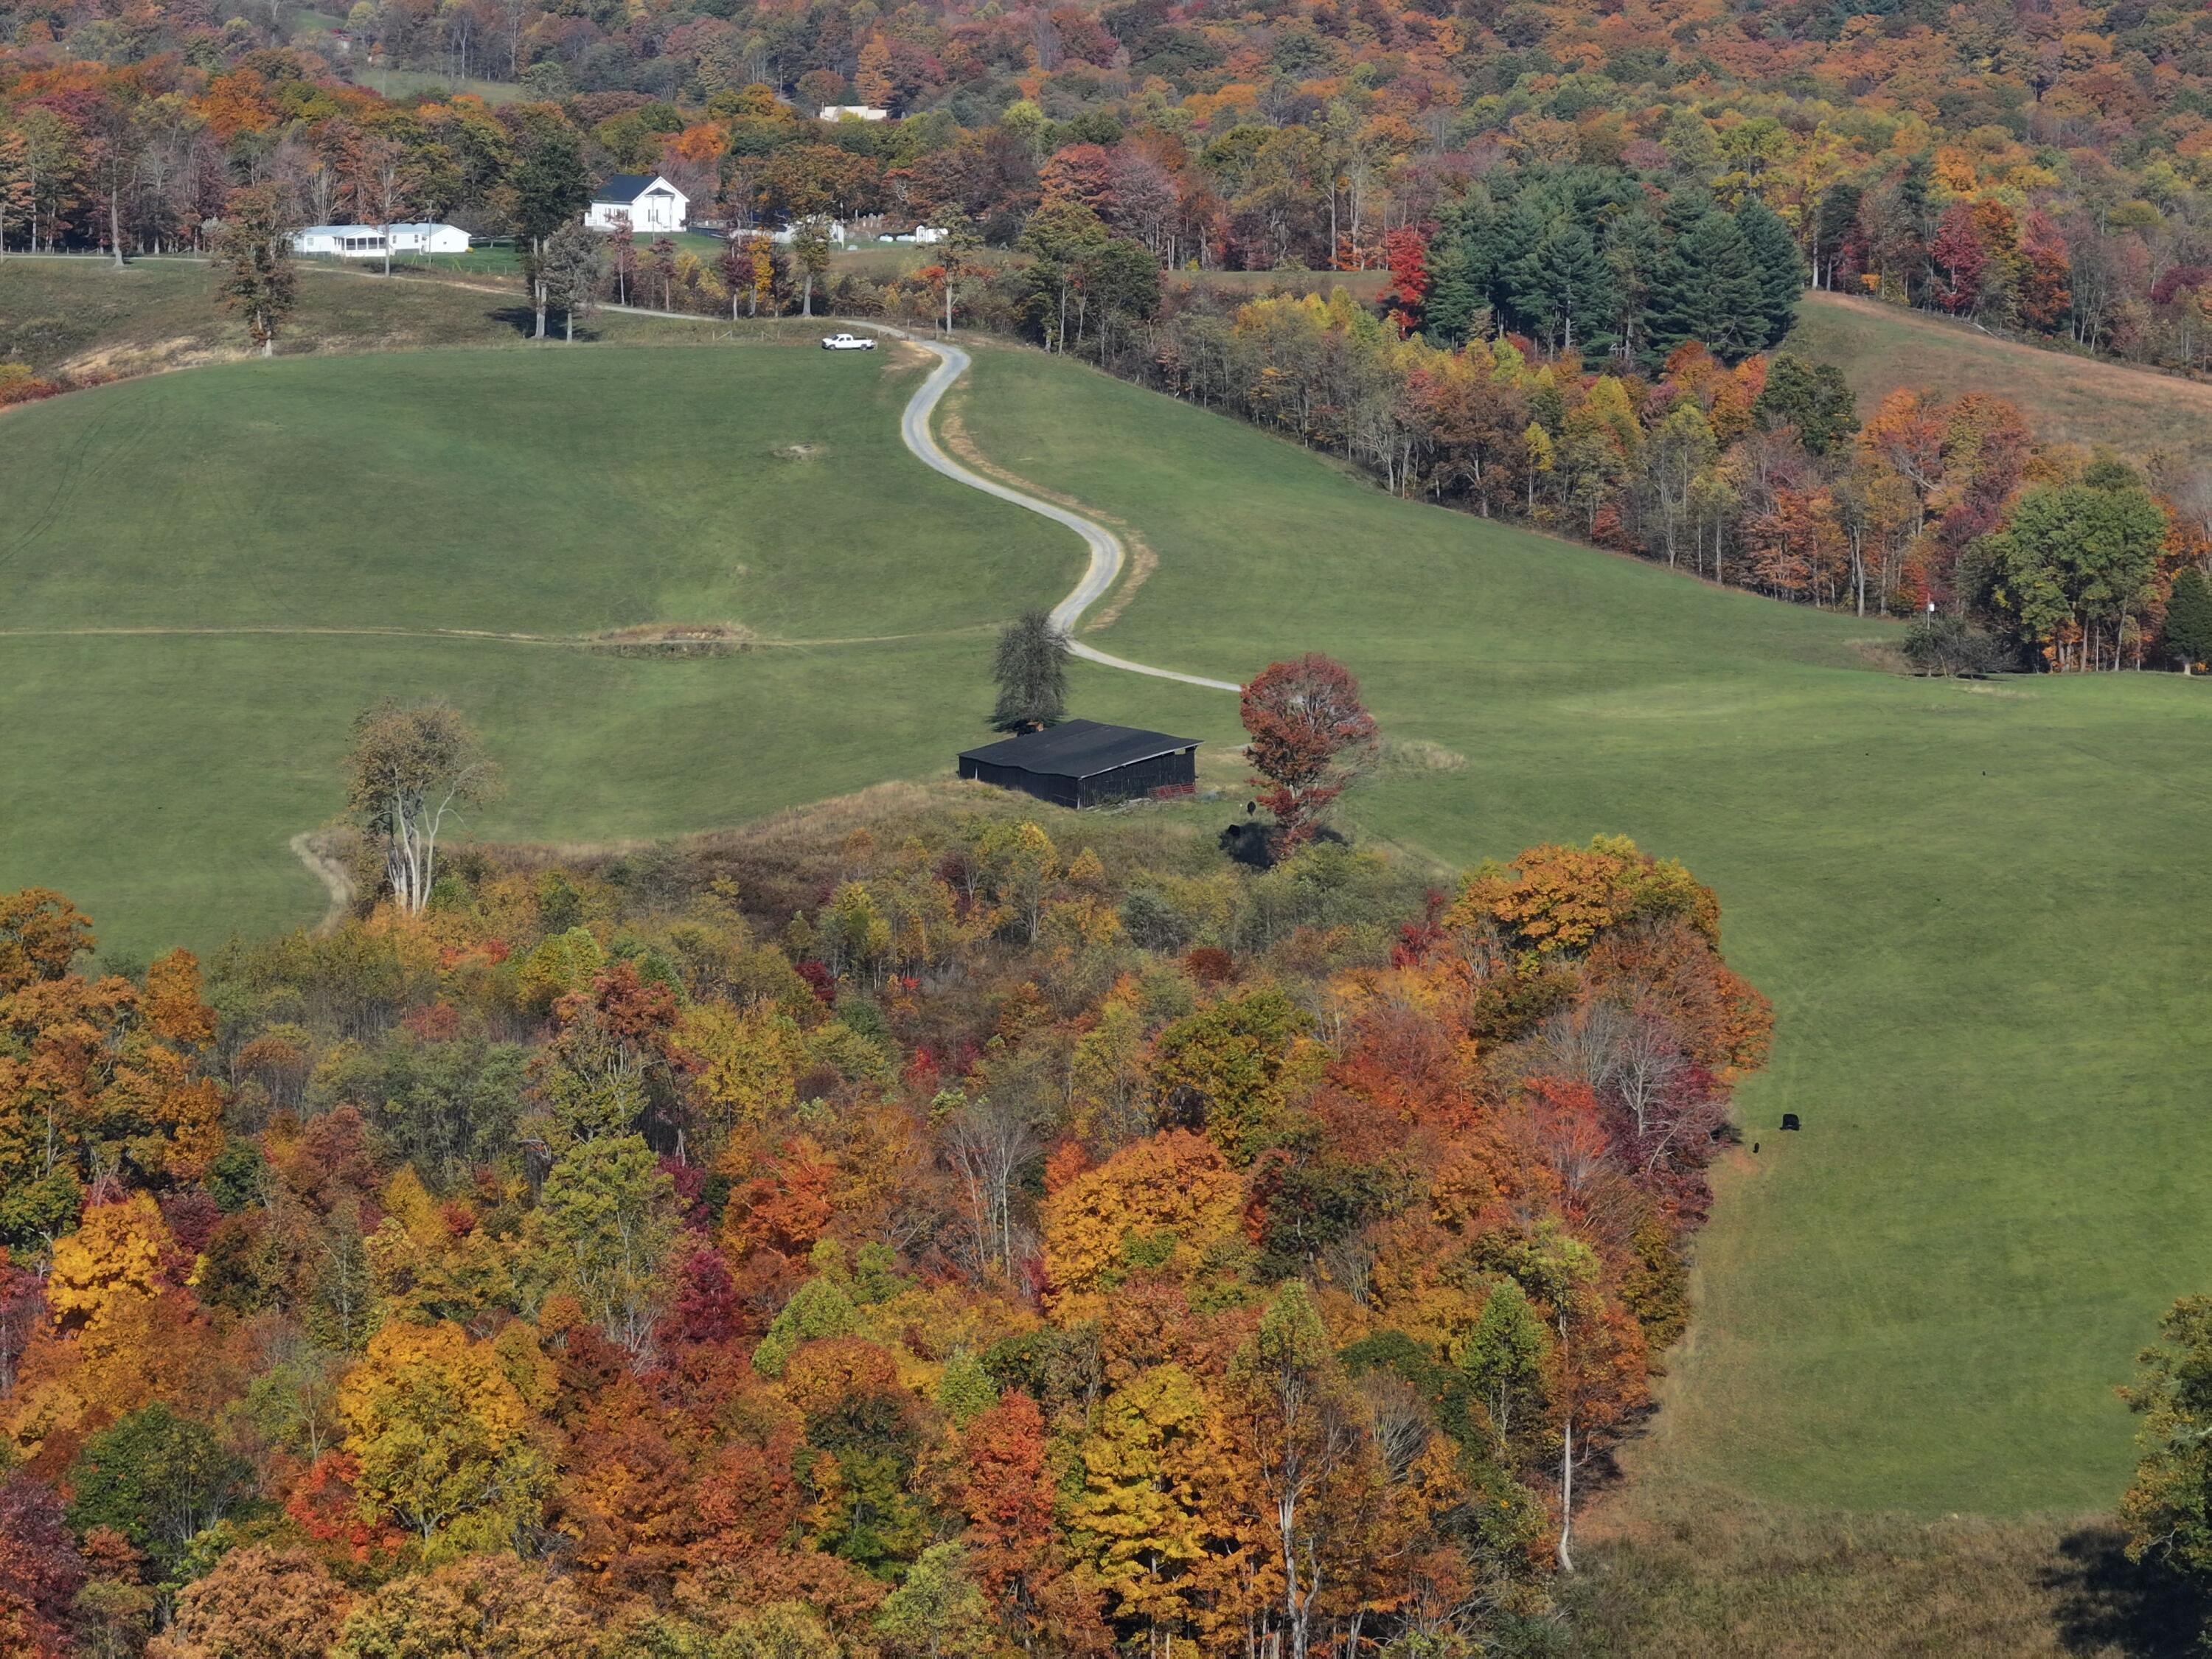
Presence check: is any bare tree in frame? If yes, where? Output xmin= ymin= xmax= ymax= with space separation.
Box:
xmin=944 ymin=1090 xmax=1042 ymax=1283
xmin=357 ymin=134 xmax=408 ymax=276
xmin=344 ymin=700 xmax=500 ymax=915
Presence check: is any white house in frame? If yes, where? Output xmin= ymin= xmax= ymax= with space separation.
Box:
xmin=819 ymin=105 xmax=889 ymax=122
xmin=293 ymin=223 xmax=470 ymax=257
xmin=875 ymin=224 xmax=948 ymax=245
xmin=585 ymin=174 xmax=688 ymax=234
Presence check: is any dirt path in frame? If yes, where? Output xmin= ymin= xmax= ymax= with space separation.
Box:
xmin=288 ymin=832 xmax=355 ymax=935
xmin=863 ymin=321 xmax=1243 ymax=695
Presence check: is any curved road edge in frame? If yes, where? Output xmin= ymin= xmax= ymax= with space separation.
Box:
xmin=863 ymin=324 xmax=1243 ymax=695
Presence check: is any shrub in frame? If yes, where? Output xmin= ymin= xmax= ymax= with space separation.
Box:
xmin=1902 ymin=613 xmax=2007 ymax=677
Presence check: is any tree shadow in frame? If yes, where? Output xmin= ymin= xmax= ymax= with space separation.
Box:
xmin=483 ymin=305 xmax=627 ymax=343
xmin=2041 ymin=1523 xmax=2202 ymax=1656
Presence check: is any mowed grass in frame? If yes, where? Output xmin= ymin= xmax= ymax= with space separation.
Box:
xmin=0 ymin=342 xmax=1079 ymax=950
xmin=0 ymin=257 xmax=711 ymax=375
xmin=1789 ymin=290 xmax=2212 ymax=459
xmin=946 ymin=345 xmax=2212 ymax=1516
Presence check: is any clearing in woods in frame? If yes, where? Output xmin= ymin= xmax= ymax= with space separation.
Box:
xmin=1787 ymin=288 xmax=2212 ymax=459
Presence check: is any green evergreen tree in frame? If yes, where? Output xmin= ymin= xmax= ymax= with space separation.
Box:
xmin=1814 ymin=182 xmax=1863 ymax=287
xmin=1422 ymin=201 xmax=1491 ymax=346
xmin=1507 ymin=219 xmax=1618 ymax=355
xmin=1648 ymin=208 xmax=1763 ymax=362
xmin=1603 ymin=209 xmax=1666 ymax=365
xmin=990 ymin=608 xmax=1070 ymax=731
xmin=1736 ymin=197 xmax=1806 ymax=347
xmin=2165 ymin=566 xmax=2212 ymax=671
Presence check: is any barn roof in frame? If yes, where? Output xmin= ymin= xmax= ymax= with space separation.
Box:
xmin=959 ymin=720 xmax=1200 ymax=779
xmin=594 ymin=173 xmax=683 ymax=204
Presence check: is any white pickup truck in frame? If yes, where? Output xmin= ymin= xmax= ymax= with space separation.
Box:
xmin=820 ymin=331 xmax=877 ymax=351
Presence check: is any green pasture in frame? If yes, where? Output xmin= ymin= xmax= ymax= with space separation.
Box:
xmin=0 ymin=257 xmax=712 ymax=373
xmin=947 ymin=348 xmax=2212 ymax=1518
xmin=0 ymin=342 xmax=1079 ymax=948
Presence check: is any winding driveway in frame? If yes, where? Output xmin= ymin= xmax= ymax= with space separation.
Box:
xmin=868 ymin=325 xmax=1243 ymax=695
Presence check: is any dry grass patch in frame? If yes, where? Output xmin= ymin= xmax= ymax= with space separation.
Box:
xmin=1790 ymin=292 xmax=2212 ymax=461
xmin=1562 ymin=1486 xmax=2199 ymax=1658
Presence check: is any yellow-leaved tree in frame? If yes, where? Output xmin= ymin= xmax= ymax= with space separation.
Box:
xmin=1040 ymin=1130 xmax=1243 ymax=1323
xmin=336 ymin=1319 xmax=553 ymax=1561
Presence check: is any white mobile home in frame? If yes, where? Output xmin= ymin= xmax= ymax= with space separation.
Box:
xmin=293 ymin=223 xmax=470 ymax=257
xmin=586 ymin=175 xmax=689 ymax=234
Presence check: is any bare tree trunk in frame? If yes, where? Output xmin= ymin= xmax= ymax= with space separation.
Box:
xmin=1557 ymin=1416 xmax=1575 ymax=1571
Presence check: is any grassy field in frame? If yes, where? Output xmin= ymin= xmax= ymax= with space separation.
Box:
xmin=0 ymin=257 xmax=714 ymax=375
xmin=0 ymin=340 xmax=1078 ymax=953
xmin=945 ymin=347 xmax=2212 ymax=1518
xmin=1557 ymin=1486 xmax=2198 ymax=1656
xmin=356 ymin=67 xmax=526 ymax=103
xmin=1789 ymin=290 xmax=2212 ymax=459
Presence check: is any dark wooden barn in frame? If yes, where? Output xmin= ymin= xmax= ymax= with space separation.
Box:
xmin=957 ymin=720 xmax=1201 ymax=810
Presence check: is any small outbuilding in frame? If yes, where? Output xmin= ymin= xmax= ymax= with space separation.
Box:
xmin=586 ymin=174 xmax=689 ymax=234
xmin=958 ymin=720 xmax=1200 ymax=810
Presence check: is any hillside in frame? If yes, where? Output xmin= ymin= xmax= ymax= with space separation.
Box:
xmin=0 ymin=338 xmax=1080 ymax=950
xmin=946 ymin=346 xmax=2212 ymax=1523
xmin=1789 ymin=291 xmax=2212 ymax=462
xmin=4 ymin=271 xmax=2212 ymax=1647
xmin=0 ymin=257 xmax=714 ymax=378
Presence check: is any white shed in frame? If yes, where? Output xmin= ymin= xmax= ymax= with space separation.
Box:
xmin=293 ymin=223 xmax=471 ymax=258
xmin=819 ymin=105 xmax=890 ymax=122
xmin=586 ymin=174 xmax=689 ymax=234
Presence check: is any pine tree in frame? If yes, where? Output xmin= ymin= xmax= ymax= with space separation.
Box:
xmin=1736 ymin=198 xmax=1805 ymax=347
xmin=1421 ymin=202 xmax=1489 ymax=347
xmin=1814 ymin=184 xmax=1863 ymax=288
xmin=1508 ymin=220 xmax=1618 ymax=356
xmin=991 ymin=609 xmax=1070 ymax=731
xmin=1648 ymin=209 xmax=1762 ymax=363
xmin=2166 ymin=568 xmax=2212 ymax=671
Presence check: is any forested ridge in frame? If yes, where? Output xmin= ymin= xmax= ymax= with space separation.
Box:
xmin=0 ymin=790 xmax=1774 ymax=1656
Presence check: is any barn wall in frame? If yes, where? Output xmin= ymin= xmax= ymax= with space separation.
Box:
xmin=1077 ymin=748 xmax=1196 ymax=807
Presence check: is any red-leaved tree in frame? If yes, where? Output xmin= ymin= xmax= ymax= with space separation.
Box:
xmin=1380 ymin=226 xmax=1430 ymax=335
xmin=1240 ymin=653 xmax=1379 ymax=849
